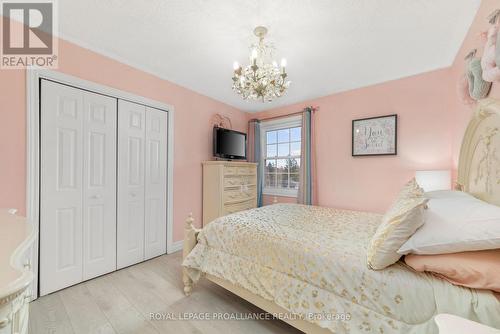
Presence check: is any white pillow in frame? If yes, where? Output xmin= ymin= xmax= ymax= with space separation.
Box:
xmin=424 ymin=190 xmax=470 ymax=200
xmin=398 ymin=191 xmax=500 ymax=255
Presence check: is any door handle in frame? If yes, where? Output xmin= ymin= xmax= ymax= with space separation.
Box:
xmin=23 ymin=258 xmax=31 ymax=270
xmin=0 ymin=317 xmax=10 ymax=328
xmin=90 ymin=195 xmax=101 ymax=199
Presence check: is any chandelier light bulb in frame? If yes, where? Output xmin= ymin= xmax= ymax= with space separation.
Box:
xmin=251 ymin=49 xmax=258 ymax=60
xmin=272 ymin=61 xmax=278 ymax=68
xmin=233 ymin=61 xmax=239 ymax=70
xmin=280 ymin=58 xmax=287 ymax=68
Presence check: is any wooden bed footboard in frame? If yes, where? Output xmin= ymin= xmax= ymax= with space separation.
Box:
xmin=180 ymin=212 xmax=332 ymax=333
xmin=182 ymin=213 xmax=200 ymax=296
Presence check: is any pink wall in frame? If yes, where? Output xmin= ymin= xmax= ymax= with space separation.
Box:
xmin=262 ymin=195 xmax=297 ymax=206
xmin=0 ymin=35 xmax=247 ymax=242
xmin=2 ymin=1 xmax=497 ymax=243
xmin=257 ymin=2 xmax=500 ymax=213
xmin=252 ymin=68 xmax=455 ymax=213
xmin=450 ymin=0 xmax=500 ymax=169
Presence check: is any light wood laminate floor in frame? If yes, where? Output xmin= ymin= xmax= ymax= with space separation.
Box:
xmin=29 ymin=252 xmax=302 ymax=334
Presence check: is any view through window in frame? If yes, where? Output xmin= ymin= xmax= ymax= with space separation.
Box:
xmin=264 ymin=126 xmax=301 ymax=193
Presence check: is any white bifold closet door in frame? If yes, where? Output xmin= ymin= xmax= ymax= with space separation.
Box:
xmin=144 ymin=107 xmax=168 ymax=259
xmin=117 ymin=100 xmax=146 ymax=269
xmin=117 ymin=101 xmax=167 ymax=269
xmin=40 ymin=80 xmax=117 ymax=296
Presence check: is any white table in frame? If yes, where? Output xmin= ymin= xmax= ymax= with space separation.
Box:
xmin=0 ymin=209 xmax=35 ymax=334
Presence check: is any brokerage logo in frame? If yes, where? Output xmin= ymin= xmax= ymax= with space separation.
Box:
xmin=1 ymin=0 xmax=58 ymax=68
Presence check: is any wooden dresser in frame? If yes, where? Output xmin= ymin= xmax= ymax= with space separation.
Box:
xmin=202 ymin=161 xmax=258 ymax=226
xmin=0 ymin=209 xmax=35 ymax=334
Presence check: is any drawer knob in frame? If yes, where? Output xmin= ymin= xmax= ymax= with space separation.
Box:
xmin=0 ymin=317 xmax=10 ymax=328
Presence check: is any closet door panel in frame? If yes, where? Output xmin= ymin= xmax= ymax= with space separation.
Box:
xmin=82 ymin=92 xmax=117 ymax=280
xmin=117 ymin=100 xmax=146 ymax=269
xmin=145 ymin=107 xmax=168 ymax=259
xmin=40 ymin=80 xmax=84 ymax=296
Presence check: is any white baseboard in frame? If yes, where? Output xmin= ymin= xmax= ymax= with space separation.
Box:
xmin=167 ymin=240 xmax=183 ymax=254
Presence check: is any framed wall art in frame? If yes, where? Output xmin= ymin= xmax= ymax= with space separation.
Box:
xmin=352 ymin=114 xmax=397 ymax=156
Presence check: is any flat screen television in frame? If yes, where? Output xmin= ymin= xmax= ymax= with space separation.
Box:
xmin=213 ymin=127 xmax=247 ymax=160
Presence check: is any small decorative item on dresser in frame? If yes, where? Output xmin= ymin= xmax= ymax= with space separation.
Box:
xmin=210 ymin=113 xmax=232 ymax=130
xmin=352 ymin=114 xmax=397 ymax=156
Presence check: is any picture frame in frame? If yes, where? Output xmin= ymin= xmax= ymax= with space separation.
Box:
xmin=352 ymin=114 xmax=397 ymax=156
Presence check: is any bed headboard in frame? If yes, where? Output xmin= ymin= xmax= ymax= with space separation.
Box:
xmin=457 ymin=98 xmax=500 ymax=206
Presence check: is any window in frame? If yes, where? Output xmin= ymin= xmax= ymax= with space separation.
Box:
xmin=261 ymin=116 xmax=302 ymax=197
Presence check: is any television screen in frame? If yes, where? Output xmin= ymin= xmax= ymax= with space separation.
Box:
xmin=213 ymin=127 xmax=247 ymax=160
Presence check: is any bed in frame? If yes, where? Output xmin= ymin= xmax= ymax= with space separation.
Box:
xmin=182 ymin=98 xmax=500 ymax=333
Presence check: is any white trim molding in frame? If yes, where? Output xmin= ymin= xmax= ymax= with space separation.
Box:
xmin=169 ymin=240 xmax=184 ymax=253
xmin=263 ymin=188 xmax=299 ymax=198
xmin=26 ymin=68 xmax=175 ymax=299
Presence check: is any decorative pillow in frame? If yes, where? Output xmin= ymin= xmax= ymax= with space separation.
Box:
xmin=367 ymin=190 xmax=428 ymax=270
xmin=405 ymin=249 xmax=500 ymax=292
xmin=467 ymin=58 xmax=492 ymax=100
xmin=397 ymin=177 xmax=425 ymax=199
xmin=481 ymin=23 xmax=500 ymax=82
xmin=398 ymin=191 xmax=500 ymax=255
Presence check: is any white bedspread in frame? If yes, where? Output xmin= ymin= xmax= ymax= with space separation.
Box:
xmin=183 ymin=204 xmax=500 ymax=333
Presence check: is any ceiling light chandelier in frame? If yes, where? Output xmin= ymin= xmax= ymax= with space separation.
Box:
xmin=232 ymin=26 xmax=290 ymax=102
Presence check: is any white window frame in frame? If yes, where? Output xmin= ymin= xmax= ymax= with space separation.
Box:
xmin=260 ymin=115 xmax=302 ymax=197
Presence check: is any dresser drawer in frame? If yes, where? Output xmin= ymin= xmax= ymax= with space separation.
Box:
xmin=223 ymin=165 xmax=256 ymax=176
xmin=223 ymin=199 xmax=256 ymax=215
xmin=224 ymin=166 xmax=239 ymax=176
xmin=237 ymin=166 xmax=256 ymax=175
xmin=224 ymin=175 xmax=256 ymax=188
xmin=223 ymin=186 xmax=256 ymax=203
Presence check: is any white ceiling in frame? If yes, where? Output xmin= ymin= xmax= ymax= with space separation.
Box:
xmin=58 ymin=0 xmax=481 ymax=112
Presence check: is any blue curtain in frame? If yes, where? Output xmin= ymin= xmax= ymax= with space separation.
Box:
xmin=248 ymin=119 xmax=263 ymax=206
xmin=298 ymin=107 xmax=316 ymax=205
